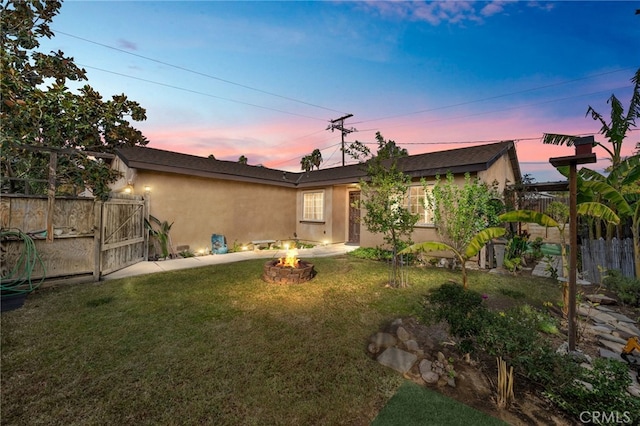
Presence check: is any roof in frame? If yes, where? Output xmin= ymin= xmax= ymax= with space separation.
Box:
xmin=115 ymin=141 xmax=522 ymax=188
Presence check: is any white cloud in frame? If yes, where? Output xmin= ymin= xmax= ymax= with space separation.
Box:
xmin=358 ymin=0 xmax=546 ymax=25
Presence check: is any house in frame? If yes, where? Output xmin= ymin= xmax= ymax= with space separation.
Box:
xmin=111 ymin=141 xmax=521 ymax=253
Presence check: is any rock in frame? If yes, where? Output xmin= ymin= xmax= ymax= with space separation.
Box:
xmin=367 ymin=343 xmax=379 ymax=354
xmin=377 ymin=347 xmax=417 ymax=374
xmin=370 ymin=332 xmax=397 ymax=349
xmin=608 ymin=312 xmax=638 ymax=324
xmin=447 ymin=377 xmax=456 ymax=387
xmin=598 ymin=339 xmax=624 ymax=354
xmin=599 ymin=348 xmax=624 ymax=362
xmin=396 ymin=326 xmax=411 ymax=342
xmin=556 ymin=342 xmax=569 ymax=355
xmin=591 ymin=311 xmax=620 ymax=324
xmin=405 ymin=339 xmax=420 ymax=352
xmin=437 ymin=352 xmax=447 ymax=363
xmin=616 ymin=322 xmax=640 ymax=337
xmin=613 ymin=329 xmax=634 ymax=340
xmin=591 ymin=324 xmax=615 ymax=333
xmin=585 ymin=294 xmax=617 ymax=305
xmin=422 ymin=371 xmax=439 ymax=384
xmin=596 ymin=333 xmax=628 ymax=345
xmin=574 ymin=380 xmax=594 ymax=392
xmin=628 ymin=386 xmax=640 ymax=398
xmin=568 ymin=350 xmax=592 ymax=364
xmin=419 ymin=359 xmax=433 ymax=375
xmin=391 ymin=318 xmax=403 ymax=326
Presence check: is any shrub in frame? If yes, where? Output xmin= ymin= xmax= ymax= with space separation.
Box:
xmin=477 ymin=305 xmax=566 ymax=386
xmin=545 ymin=358 xmax=640 ymax=424
xmin=603 ymin=270 xmax=640 ymax=306
xmin=348 ymin=247 xmax=392 ymax=261
xmin=424 ymin=283 xmax=490 ymax=339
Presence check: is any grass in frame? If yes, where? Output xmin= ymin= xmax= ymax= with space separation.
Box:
xmin=1 ymin=256 xmax=562 ymax=425
xmin=371 ymin=381 xmax=507 ymax=426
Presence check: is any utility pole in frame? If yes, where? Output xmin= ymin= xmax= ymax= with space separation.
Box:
xmin=327 ymin=114 xmax=356 ymax=166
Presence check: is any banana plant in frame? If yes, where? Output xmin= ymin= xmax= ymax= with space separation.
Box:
xmin=400 ymin=227 xmax=506 ymax=289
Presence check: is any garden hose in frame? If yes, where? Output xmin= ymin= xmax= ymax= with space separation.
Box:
xmin=1 ymin=229 xmax=46 ymax=295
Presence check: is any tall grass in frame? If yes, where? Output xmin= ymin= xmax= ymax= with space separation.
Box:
xmin=1 ymin=256 xmax=561 ymax=425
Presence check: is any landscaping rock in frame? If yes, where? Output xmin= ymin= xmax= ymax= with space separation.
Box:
xmin=419 ymin=359 xmax=432 ymax=375
xmin=590 ymin=311 xmax=620 ymax=324
xmin=370 ymin=332 xmax=397 ymax=349
xmin=405 ymin=339 xmax=420 ymax=352
xmin=616 ymin=322 xmax=640 ymax=337
xmin=598 ymin=339 xmax=624 ymax=354
xmin=422 ymin=370 xmax=439 ymax=384
xmin=596 ymin=333 xmax=628 ymax=345
xmin=599 ymin=348 xmax=624 ymax=362
xmin=377 ymin=347 xmax=417 ymax=374
xmin=396 ymin=326 xmax=411 ymax=342
xmin=585 ymin=294 xmax=617 ymax=305
xmin=590 ymin=324 xmax=615 ymax=333
xmin=608 ymin=312 xmax=637 ymax=324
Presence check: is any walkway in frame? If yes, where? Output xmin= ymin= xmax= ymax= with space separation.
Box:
xmin=103 ymin=243 xmax=359 ymax=280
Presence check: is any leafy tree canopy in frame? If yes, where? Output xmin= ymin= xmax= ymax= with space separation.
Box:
xmin=1 ymin=0 xmax=149 ymax=200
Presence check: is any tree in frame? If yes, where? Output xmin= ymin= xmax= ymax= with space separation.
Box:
xmin=400 ymin=172 xmax=503 ymax=289
xmin=300 ymin=148 xmax=322 ymax=173
xmin=348 ymin=132 xmax=416 ymax=287
xmin=238 ymin=155 xmax=248 ymax=165
xmin=542 ymin=68 xmax=640 ymax=169
xmin=401 ymin=228 xmax=506 ymax=290
xmin=1 ymin=0 xmax=148 ymax=200
xmin=500 ymin=202 xmax=620 ymax=313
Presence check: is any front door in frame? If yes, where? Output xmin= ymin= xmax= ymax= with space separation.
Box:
xmin=348 ymin=191 xmax=360 ymax=244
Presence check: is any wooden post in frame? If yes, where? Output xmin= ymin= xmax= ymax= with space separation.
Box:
xmin=550 ymin=150 xmax=596 ymax=352
xmin=568 ymin=161 xmax=578 ymax=351
xmin=93 ymin=200 xmax=103 ymax=281
xmin=46 ymin=151 xmax=57 ymax=243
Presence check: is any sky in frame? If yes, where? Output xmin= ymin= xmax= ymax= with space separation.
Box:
xmin=38 ymin=0 xmax=640 ymax=182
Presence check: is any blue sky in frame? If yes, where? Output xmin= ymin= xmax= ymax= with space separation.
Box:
xmin=39 ymin=1 xmax=640 ymax=182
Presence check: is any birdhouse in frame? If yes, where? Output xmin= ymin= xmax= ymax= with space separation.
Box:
xmin=573 ymin=136 xmax=594 ymax=156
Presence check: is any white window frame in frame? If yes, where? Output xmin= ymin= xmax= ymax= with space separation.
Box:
xmin=406 ymin=185 xmax=434 ymax=226
xmin=302 ymin=191 xmax=324 ymax=221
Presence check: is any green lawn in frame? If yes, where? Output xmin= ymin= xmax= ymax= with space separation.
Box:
xmin=1 ymin=256 xmax=562 ymax=425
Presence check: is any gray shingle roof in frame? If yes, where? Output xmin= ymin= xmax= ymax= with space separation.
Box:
xmin=115 ymin=141 xmax=521 ymax=188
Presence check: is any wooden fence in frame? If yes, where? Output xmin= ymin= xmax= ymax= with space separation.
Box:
xmin=1 ymin=193 xmax=146 ymax=285
xmin=580 ymin=238 xmax=636 ymax=283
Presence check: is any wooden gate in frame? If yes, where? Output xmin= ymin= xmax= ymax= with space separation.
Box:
xmin=100 ymin=194 xmax=147 ymax=276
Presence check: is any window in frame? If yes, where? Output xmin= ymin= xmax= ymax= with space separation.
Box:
xmin=303 ymin=191 xmax=324 ymax=221
xmin=406 ymin=185 xmax=434 ymax=225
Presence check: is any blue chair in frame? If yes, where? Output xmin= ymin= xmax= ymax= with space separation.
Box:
xmin=211 ymin=234 xmax=228 ymax=254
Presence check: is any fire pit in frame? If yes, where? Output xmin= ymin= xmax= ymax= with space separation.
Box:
xmin=262 ymin=248 xmax=315 ymax=284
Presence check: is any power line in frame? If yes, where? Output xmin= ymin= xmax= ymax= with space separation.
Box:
xmin=351 ymin=67 xmax=636 ymax=125
xmin=361 ymin=85 xmax=633 ymax=133
xmin=53 ymin=29 xmax=348 ymax=115
xmin=79 ymin=64 xmax=328 ymax=122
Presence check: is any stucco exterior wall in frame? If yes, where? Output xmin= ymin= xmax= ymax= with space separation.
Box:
xmin=296 ymin=187 xmax=334 ymax=244
xmin=131 ymin=170 xmax=297 ymax=253
xmin=477 ymin=154 xmax=516 ymax=194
